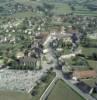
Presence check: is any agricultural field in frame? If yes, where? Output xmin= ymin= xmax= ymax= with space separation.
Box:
xmin=0 ymin=91 xmax=32 ymax=100
xmin=88 ymin=60 xmax=97 ymax=71
xmin=12 ymin=11 xmax=33 ymax=18
xmin=82 ymin=47 xmax=97 ymax=57
xmin=0 ymin=0 xmax=97 ymax=18
xmin=52 ymin=3 xmax=72 ymax=15
xmin=47 ymin=80 xmax=85 ymax=100
xmin=81 ymin=79 xmax=97 ymax=87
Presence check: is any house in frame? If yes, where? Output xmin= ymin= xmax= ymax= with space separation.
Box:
xmin=73 ymin=70 xmax=97 ymax=80
xmin=35 ymin=32 xmax=49 ymax=43
xmin=43 ymin=49 xmax=49 ymax=54
xmin=16 ymin=52 xmax=24 ymax=59
xmin=0 ymin=59 xmax=4 ymax=68
xmin=19 ymin=56 xmax=37 ymax=69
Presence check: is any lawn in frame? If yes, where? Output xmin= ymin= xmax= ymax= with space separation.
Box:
xmin=88 ymin=60 xmax=97 ymax=71
xmin=52 ymin=3 xmax=72 ymax=15
xmin=81 ymin=78 xmax=97 ymax=87
xmin=31 ymin=72 xmax=56 ymax=100
xmin=14 ymin=0 xmax=40 ymax=7
xmin=0 ymin=91 xmax=32 ymax=100
xmin=0 ymin=59 xmax=4 ymax=65
xmin=47 ymin=80 xmax=85 ymax=100
xmin=92 ymin=93 xmax=97 ymax=100
xmin=66 ymin=58 xmax=90 ymax=71
xmin=82 ymin=47 xmax=97 ymax=57
xmin=74 ymin=10 xmax=97 ymax=16
xmin=12 ymin=11 xmax=33 ymax=18
xmin=63 ymin=48 xmax=71 ymax=55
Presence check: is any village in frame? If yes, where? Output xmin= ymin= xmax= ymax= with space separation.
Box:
xmin=0 ymin=0 xmax=97 ymax=100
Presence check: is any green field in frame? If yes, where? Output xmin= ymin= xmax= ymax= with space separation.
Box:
xmin=0 ymin=0 xmax=97 ymax=18
xmin=66 ymin=57 xmax=90 ymax=71
xmin=12 ymin=11 xmax=33 ymax=18
xmin=88 ymin=60 xmax=97 ymax=71
xmin=63 ymin=48 xmax=71 ymax=55
xmin=47 ymin=80 xmax=85 ymax=100
xmin=81 ymin=78 xmax=97 ymax=87
xmin=0 ymin=91 xmax=32 ymax=100
xmin=53 ymin=3 xmax=71 ymax=15
xmin=82 ymin=47 xmax=97 ymax=57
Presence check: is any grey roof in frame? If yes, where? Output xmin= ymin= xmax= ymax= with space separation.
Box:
xmin=19 ymin=56 xmax=37 ymax=63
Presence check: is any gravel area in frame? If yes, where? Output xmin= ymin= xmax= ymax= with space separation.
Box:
xmin=0 ymin=69 xmax=44 ymax=92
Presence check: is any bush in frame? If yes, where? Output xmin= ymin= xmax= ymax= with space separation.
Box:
xmin=92 ymin=52 xmax=97 ymax=60
xmin=41 ymin=74 xmax=48 ymax=82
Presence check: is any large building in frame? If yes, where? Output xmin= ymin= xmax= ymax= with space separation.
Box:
xmin=73 ymin=70 xmax=97 ymax=80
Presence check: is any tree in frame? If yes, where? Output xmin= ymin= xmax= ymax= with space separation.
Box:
xmin=92 ymin=52 xmax=97 ymax=60
xmin=0 ymin=6 xmax=4 ymax=12
xmin=43 ymin=3 xmax=54 ymax=11
xmin=40 ymin=74 xmax=47 ymax=82
xmin=71 ymin=6 xmax=75 ymax=11
xmin=81 ymin=37 xmax=90 ymax=47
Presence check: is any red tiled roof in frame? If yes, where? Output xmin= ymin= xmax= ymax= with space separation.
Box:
xmin=73 ymin=70 xmax=97 ymax=79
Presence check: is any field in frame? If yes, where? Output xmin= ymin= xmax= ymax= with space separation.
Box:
xmin=88 ymin=60 xmax=97 ymax=71
xmin=74 ymin=5 xmax=97 ymax=16
xmin=0 ymin=0 xmax=97 ymax=20
xmin=53 ymin=3 xmax=71 ymax=15
xmin=82 ymin=47 xmax=97 ymax=56
xmin=81 ymin=78 xmax=97 ymax=87
xmin=66 ymin=58 xmax=90 ymax=71
xmin=0 ymin=91 xmax=32 ymax=100
xmin=63 ymin=48 xmax=71 ymax=55
xmin=47 ymin=80 xmax=85 ymax=100
xmin=12 ymin=11 xmax=33 ymax=18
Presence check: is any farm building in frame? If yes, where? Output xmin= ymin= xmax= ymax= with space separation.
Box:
xmin=73 ymin=70 xmax=97 ymax=80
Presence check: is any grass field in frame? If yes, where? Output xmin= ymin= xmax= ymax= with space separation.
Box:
xmin=82 ymin=47 xmax=97 ymax=57
xmin=81 ymin=78 xmax=97 ymax=87
xmin=12 ymin=11 xmax=33 ymax=18
xmin=0 ymin=59 xmax=4 ymax=65
xmin=74 ymin=5 xmax=97 ymax=16
xmin=47 ymin=80 xmax=85 ymax=100
xmin=88 ymin=60 xmax=97 ymax=71
xmin=74 ymin=11 xmax=97 ymax=16
xmin=63 ymin=48 xmax=71 ymax=55
xmin=53 ymin=3 xmax=71 ymax=15
xmin=0 ymin=91 xmax=32 ymax=100
xmin=66 ymin=58 xmax=90 ymax=71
